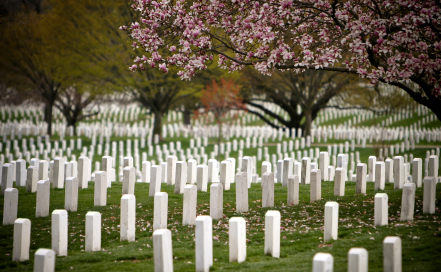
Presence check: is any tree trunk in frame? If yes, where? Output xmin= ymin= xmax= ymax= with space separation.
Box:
xmin=45 ymin=102 xmax=53 ymax=136
xmin=183 ymin=110 xmax=191 ymax=125
xmin=153 ymin=111 xmax=163 ymax=139
xmin=304 ymin=109 xmax=312 ymax=137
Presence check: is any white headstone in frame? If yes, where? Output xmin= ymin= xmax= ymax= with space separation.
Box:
xmin=312 ymin=253 xmax=334 ymax=272
xmin=183 ymin=185 xmax=197 ymax=225
xmin=348 ymin=248 xmax=368 ymax=272
xmin=13 ymin=218 xmax=31 ymax=262
xmin=264 ymin=210 xmax=280 ymax=258
xmin=36 ymin=180 xmax=50 ymax=217
xmin=262 ymin=172 xmax=275 ymax=208
xmin=229 ymin=217 xmax=246 ymax=263
xmin=153 ymin=192 xmax=168 ymax=231
xmin=85 ymin=212 xmax=101 ymax=252
xmin=324 ymin=201 xmax=339 ymax=242
xmin=120 ymin=194 xmax=136 ymax=241
xmin=209 ymin=183 xmax=223 ymax=220
xmin=175 ymin=161 xmax=187 ymax=194
xmin=122 ymin=166 xmax=136 ymax=195
xmin=236 ymin=172 xmax=248 ymax=213
xmin=153 ymin=229 xmax=173 ymax=272
xmin=197 ymin=165 xmax=208 ymax=192
xmin=383 ymin=236 xmax=401 ymax=272
xmin=400 ymin=182 xmax=415 ymax=221
xmin=195 ymin=216 xmax=213 ymax=272
xmin=94 ymin=172 xmax=107 ymax=206
xmin=375 ymin=193 xmax=388 ymax=226
xmin=3 ymin=188 xmax=18 ymax=225
xmin=310 ymin=169 xmax=321 ymax=202
xmin=26 ymin=166 xmax=38 ymax=193
xmin=51 ymin=209 xmax=68 ymax=256
xmin=356 ymin=163 xmax=367 ymax=194
xmin=287 ymin=175 xmax=299 ymax=206
xmin=150 ymin=165 xmax=162 ymax=197
xmin=423 ymin=177 xmax=436 ymax=214
xmin=166 ymin=155 xmax=177 ymax=185
xmin=33 ymin=249 xmax=55 ymax=272
xmin=375 ymin=162 xmax=385 ymax=190
xmin=65 ymin=177 xmax=78 ymax=212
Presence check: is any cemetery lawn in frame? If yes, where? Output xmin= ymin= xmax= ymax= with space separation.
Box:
xmin=1 ymin=181 xmax=440 ymax=271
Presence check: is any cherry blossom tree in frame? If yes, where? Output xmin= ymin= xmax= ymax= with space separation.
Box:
xmin=122 ymin=0 xmax=441 ymax=120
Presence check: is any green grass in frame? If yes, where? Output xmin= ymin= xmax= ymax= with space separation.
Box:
xmin=0 ymin=180 xmax=440 ymax=271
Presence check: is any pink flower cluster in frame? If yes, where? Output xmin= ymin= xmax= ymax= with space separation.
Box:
xmin=122 ymin=0 xmax=441 ymax=96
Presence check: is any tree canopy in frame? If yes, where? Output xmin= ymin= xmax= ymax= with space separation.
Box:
xmin=123 ymin=0 xmax=441 ymax=120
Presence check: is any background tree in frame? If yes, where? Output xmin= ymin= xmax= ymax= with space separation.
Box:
xmin=243 ymin=69 xmax=362 ymax=136
xmin=0 ymin=11 xmax=66 ymax=136
xmin=199 ymin=78 xmax=245 ymax=149
xmin=54 ymin=86 xmax=100 ymax=134
xmin=124 ymin=0 xmax=441 ymax=121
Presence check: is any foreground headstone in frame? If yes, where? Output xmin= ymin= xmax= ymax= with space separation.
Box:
xmin=3 ymin=188 xmax=18 ymax=225
xmin=142 ymin=161 xmax=151 ymax=183
xmin=375 ymin=193 xmax=388 ymax=226
xmin=195 ymin=216 xmax=213 ymax=272
xmin=153 ymin=192 xmax=168 ymax=231
xmin=310 ymin=169 xmax=321 ymax=202
xmin=385 ymin=159 xmax=393 ymax=183
xmin=312 ymin=253 xmax=334 ymax=272
xmin=102 ymin=156 xmax=113 ymax=188
xmin=94 ymin=171 xmax=107 ymax=206
xmin=368 ymin=156 xmax=376 ymax=182
xmin=375 ymin=162 xmax=385 ymax=190
xmin=122 ymin=166 xmax=136 ymax=195
xmin=334 ymin=167 xmax=345 ymax=196
xmin=150 ymin=165 xmax=162 ymax=197
xmin=26 ymin=166 xmax=38 ymax=193
xmin=36 ymin=180 xmax=50 ymax=217
xmin=85 ymin=212 xmax=101 ymax=252
xmin=324 ymin=202 xmax=339 ymax=242
xmin=34 ymin=249 xmax=55 ymax=272
xmin=319 ymin=152 xmax=329 ymax=181
xmin=13 ymin=218 xmax=31 ymax=262
xmin=264 ymin=210 xmax=280 ymax=258
xmin=348 ymin=248 xmax=368 ymax=272
xmin=183 ymin=185 xmax=197 ymax=225
xmin=210 ymin=183 xmax=223 ymax=220
xmin=51 ymin=209 xmax=68 ymax=256
xmin=287 ymin=175 xmax=299 ymax=206
xmin=53 ymin=158 xmax=65 ymax=189
xmin=393 ymin=156 xmax=404 ymax=189
xmin=229 ymin=217 xmax=246 ymax=263
xmin=1 ymin=163 xmax=13 ymax=195
xmin=175 ymin=161 xmax=187 ymax=194
xmin=412 ymin=158 xmax=422 ymax=187
xmin=262 ymin=172 xmax=275 ymax=207
xmin=153 ymin=229 xmax=173 ymax=272
xmin=38 ymin=160 xmax=49 ymax=181
xmin=236 ymin=172 xmax=248 ymax=212
xmin=383 ymin=236 xmax=401 ymax=272
xmin=167 ymin=155 xmax=177 ymax=185
xmin=220 ymin=161 xmax=231 ymax=190
xmin=282 ymin=158 xmax=293 ymax=187
xmin=423 ymin=177 xmax=436 ymax=214
xmin=65 ymin=177 xmax=78 ymax=212
xmin=428 ymin=155 xmax=439 ymax=180
xmin=400 ymin=182 xmax=415 ymax=221
xmin=16 ymin=159 xmax=27 ymax=187
xmin=197 ymin=165 xmax=208 ymax=192
xmin=120 ymin=194 xmax=136 ymax=241
xmin=78 ymin=156 xmax=91 ymax=189
xmin=356 ymin=163 xmax=367 ymax=194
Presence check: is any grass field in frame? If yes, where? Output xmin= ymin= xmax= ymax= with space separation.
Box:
xmin=0 ymin=178 xmax=440 ymax=271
